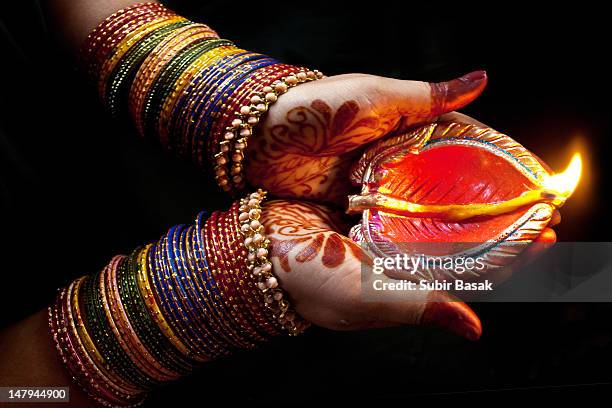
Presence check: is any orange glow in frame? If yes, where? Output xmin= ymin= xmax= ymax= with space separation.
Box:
xmin=541 ymin=152 xmax=583 ymax=206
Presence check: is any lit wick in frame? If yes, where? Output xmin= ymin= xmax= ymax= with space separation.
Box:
xmin=348 ymin=153 xmax=582 ymax=221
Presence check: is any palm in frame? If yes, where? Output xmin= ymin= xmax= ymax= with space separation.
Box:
xmin=262 ymin=199 xmax=469 ymax=332
xmin=247 ymin=72 xmax=487 ymax=204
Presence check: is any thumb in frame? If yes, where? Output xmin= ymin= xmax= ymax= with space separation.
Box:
xmin=393 ymin=70 xmax=488 ymax=130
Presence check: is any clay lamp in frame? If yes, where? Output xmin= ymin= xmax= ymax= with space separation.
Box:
xmin=348 ymin=122 xmax=582 ymax=281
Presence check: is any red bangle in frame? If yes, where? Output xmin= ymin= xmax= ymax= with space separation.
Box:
xmin=82 ymin=3 xmax=174 ymax=78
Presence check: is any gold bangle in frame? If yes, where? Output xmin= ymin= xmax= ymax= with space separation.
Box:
xmin=237 ymin=189 xmax=310 ymax=336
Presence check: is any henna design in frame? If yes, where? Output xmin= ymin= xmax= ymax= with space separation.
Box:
xmin=247 ymin=98 xmax=398 ymax=201
xmin=262 ymin=200 xmax=370 ymax=272
xmin=263 ymin=199 xmax=346 ymax=235
xmin=265 ymin=99 xmax=392 ymax=156
xmin=268 ymin=236 xmax=310 ymax=272
xmin=321 ymin=233 xmax=345 ymax=269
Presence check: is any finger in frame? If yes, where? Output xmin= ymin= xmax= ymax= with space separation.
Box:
xmin=437 ymin=111 xmax=489 ymax=127
xmin=394 ymin=70 xmax=488 ymax=130
xmin=549 ymin=210 xmax=562 ymax=227
xmin=364 ymin=290 xmax=482 ymax=341
xmin=363 ymin=272 xmax=482 ymax=341
xmin=515 ymin=227 xmax=557 ymax=270
xmin=420 ymin=291 xmax=482 ymax=341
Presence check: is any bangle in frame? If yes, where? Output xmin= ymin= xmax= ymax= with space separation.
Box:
xmin=207 ymin=63 xmax=295 ymax=160
xmin=138 ymin=244 xmax=209 ymax=363
xmin=226 ymin=201 xmax=283 ymax=336
xmin=105 ymin=256 xmax=178 ymax=381
xmin=104 ymin=19 xmax=192 ymax=116
xmin=70 ymin=278 xmax=142 ymax=398
xmin=204 ymin=210 xmax=267 ymax=344
xmin=118 ymin=248 xmax=193 ymax=375
xmin=237 ymin=190 xmax=310 ymax=335
xmin=82 ymin=3 xmax=174 ymax=78
xmin=98 ymin=15 xmax=188 ymax=101
xmin=129 ymin=23 xmax=220 ymax=135
xmin=214 ymin=70 xmax=324 ymax=192
xmin=141 ymin=39 xmax=234 ymax=142
xmin=158 ymin=45 xmax=238 ymax=146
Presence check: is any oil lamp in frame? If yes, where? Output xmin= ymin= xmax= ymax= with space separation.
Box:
xmin=348 ymin=122 xmax=582 ymax=281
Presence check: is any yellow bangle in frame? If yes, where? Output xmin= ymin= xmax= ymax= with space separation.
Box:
xmin=134 ymin=244 xmax=208 ymax=363
xmin=157 ymin=45 xmax=243 ymax=143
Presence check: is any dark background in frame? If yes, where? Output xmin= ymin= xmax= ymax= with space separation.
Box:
xmin=1 ymin=1 xmax=611 ymax=404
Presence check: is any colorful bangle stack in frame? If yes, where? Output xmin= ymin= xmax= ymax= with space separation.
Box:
xmin=49 ymin=191 xmax=307 ymax=406
xmin=82 ymin=2 xmax=323 ymax=194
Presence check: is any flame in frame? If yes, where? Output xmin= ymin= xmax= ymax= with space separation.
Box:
xmin=541 ymin=152 xmax=582 ymax=197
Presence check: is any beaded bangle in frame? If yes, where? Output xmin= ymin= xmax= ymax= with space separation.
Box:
xmin=225 ymin=201 xmax=283 ymax=337
xmin=237 ymin=190 xmax=310 ymax=335
xmin=207 ymin=63 xmax=295 ymax=163
xmin=222 ymin=205 xmax=279 ymax=338
xmin=214 ymin=70 xmax=324 ymax=192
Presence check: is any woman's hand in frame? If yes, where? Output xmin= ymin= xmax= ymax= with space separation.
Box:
xmin=247 ymin=71 xmax=487 ymax=204
xmin=261 ymin=197 xmax=560 ymax=339
xmin=261 ymin=199 xmax=483 ymax=339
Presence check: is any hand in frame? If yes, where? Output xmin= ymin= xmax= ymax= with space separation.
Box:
xmin=261 ymin=199 xmax=482 ymax=339
xmin=246 ymin=71 xmax=487 ymax=204
xmin=262 ymin=197 xmax=561 ymax=339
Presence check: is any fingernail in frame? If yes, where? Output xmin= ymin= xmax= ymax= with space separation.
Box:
xmin=460 ymin=70 xmax=487 ymax=83
xmin=435 ymin=70 xmax=488 ymax=114
xmin=422 ymin=291 xmax=482 ymax=341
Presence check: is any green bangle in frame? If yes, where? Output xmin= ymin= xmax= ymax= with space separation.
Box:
xmin=82 ymin=271 xmax=156 ymax=389
xmin=105 ymin=20 xmax=191 ymax=116
xmin=118 ymin=248 xmax=194 ymax=375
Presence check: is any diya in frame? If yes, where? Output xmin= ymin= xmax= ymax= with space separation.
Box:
xmin=348 ymin=122 xmax=581 ymax=281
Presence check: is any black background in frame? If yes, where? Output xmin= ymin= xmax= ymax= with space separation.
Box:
xmin=1 ymin=1 xmax=611 ymax=404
